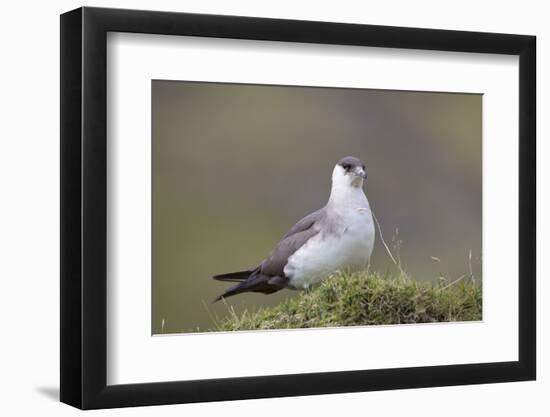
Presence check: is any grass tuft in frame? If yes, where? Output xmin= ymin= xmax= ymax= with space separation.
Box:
xmin=214 ymin=270 xmax=482 ymax=331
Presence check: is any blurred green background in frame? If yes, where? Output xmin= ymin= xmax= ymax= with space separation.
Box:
xmin=152 ymin=80 xmax=482 ymax=334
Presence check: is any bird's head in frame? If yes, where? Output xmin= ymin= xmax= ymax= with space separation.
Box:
xmin=332 ymin=156 xmax=367 ymax=188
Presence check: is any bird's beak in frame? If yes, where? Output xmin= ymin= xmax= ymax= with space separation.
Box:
xmin=354 ymin=167 xmax=367 ymax=179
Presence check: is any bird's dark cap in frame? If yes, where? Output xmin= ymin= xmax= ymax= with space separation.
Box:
xmin=337 ymin=156 xmax=365 ymax=170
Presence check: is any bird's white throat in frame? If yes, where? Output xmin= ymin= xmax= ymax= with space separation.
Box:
xmin=327 ymin=164 xmax=368 ymax=209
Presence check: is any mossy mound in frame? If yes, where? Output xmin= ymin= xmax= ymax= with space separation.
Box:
xmin=215 ymin=271 xmax=482 ymax=331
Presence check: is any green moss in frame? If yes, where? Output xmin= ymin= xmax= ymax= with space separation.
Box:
xmin=214 ymin=271 xmax=482 ymax=331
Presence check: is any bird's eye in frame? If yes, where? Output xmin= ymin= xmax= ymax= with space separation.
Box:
xmin=342 ymin=164 xmax=351 ymax=170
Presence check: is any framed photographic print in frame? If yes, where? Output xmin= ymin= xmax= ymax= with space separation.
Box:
xmin=60 ymin=6 xmax=536 ymax=409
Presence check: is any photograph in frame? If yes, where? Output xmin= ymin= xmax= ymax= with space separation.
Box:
xmin=152 ymin=80 xmax=482 ymax=334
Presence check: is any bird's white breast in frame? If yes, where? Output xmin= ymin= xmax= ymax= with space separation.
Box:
xmin=284 ymin=203 xmax=375 ymax=290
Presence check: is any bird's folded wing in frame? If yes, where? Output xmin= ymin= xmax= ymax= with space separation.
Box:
xmin=282 ymin=208 xmax=324 ymax=239
xmin=261 ymin=209 xmax=324 ymax=277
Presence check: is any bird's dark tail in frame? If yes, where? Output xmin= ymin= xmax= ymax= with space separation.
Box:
xmin=212 ymin=282 xmax=248 ymax=302
xmin=212 ymin=270 xmax=253 ymax=282
xmin=212 ymin=269 xmax=282 ymax=302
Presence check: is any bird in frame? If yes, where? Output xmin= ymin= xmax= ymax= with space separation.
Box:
xmin=212 ymin=156 xmax=375 ymax=302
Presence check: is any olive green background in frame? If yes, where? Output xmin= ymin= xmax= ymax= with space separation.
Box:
xmin=152 ymin=80 xmax=482 ymax=334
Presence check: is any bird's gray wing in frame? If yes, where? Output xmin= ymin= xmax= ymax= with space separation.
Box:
xmin=260 ymin=208 xmax=325 ymax=278
xmin=281 ymin=208 xmax=324 ymax=239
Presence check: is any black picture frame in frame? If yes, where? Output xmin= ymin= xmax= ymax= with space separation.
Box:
xmin=60 ymin=6 xmax=536 ymax=410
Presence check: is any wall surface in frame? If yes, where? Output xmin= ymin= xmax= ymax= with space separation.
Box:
xmin=0 ymin=0 xmax=546 ymax=415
